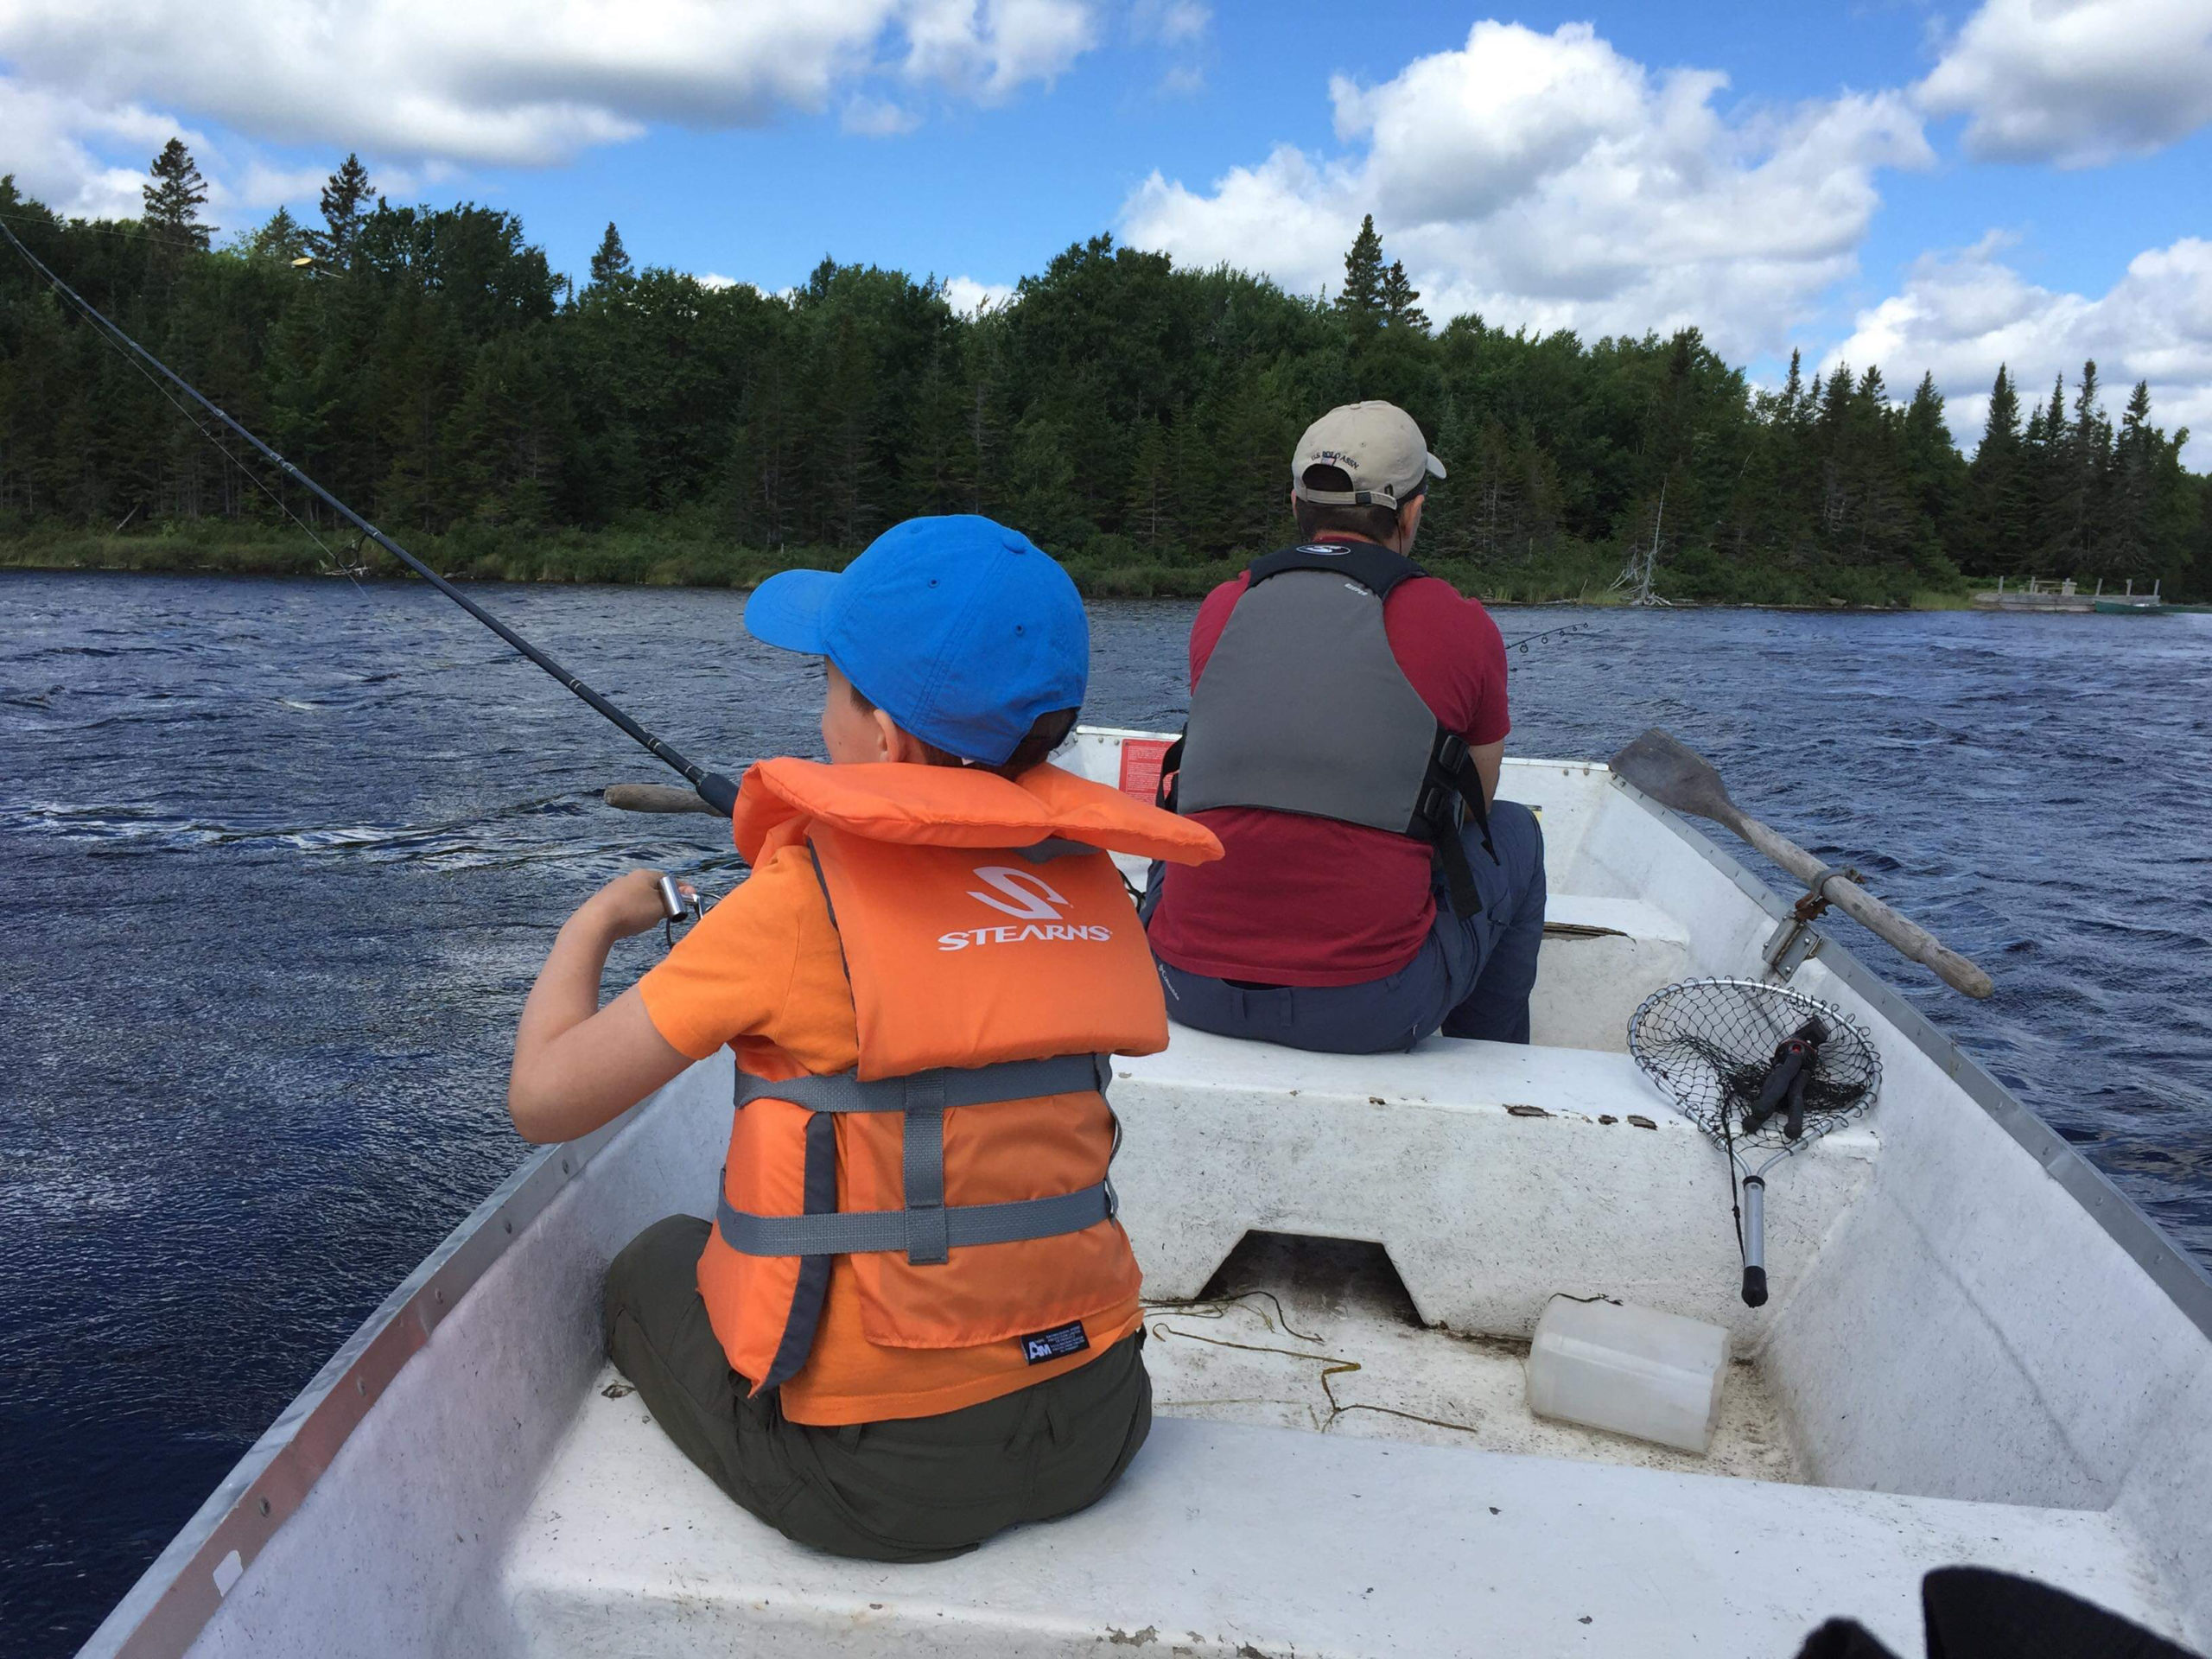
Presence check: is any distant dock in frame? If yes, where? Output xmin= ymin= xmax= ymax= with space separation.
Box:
xmin=1973 ymin=576 xmax=2169 ymax=613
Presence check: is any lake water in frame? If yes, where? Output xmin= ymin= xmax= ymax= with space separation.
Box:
xmin=3 ymin=570 xmax=2209 ymax=1655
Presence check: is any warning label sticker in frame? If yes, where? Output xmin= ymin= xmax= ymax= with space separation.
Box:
xmin=1116 ymin=738 xmax=1173 ymax=804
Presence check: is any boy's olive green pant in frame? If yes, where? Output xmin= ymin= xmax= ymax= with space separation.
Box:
xmin=603 ymin=1215 xmax=1152 ymax=1562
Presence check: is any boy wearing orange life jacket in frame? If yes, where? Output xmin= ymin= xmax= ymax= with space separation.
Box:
xmin=505 ymin=515 xmax=1220 ymax=1561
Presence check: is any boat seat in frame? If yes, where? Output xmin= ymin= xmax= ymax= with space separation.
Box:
xmin=499 ymin=1374 xmax=2169 ymax=1659
xmin=1531 ymin=893 xmax=1690 ymax=1050
xmin=1111 ymin=1028 xmax=1878 ymax=1346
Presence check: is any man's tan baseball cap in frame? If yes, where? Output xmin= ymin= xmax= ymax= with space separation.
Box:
xmin=1290 ymin=401 xmax=1446 ymax=509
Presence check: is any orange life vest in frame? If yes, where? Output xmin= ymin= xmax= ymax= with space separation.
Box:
xmin=699 ymin=756 xmax=1222 ymax=1398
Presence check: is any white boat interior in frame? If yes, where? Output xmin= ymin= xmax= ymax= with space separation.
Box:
xmin=83 ymin=738 xmax=2212 ymax=1659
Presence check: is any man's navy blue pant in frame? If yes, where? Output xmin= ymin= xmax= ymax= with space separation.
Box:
xmin=1144 ymin=803 xmax=1547 ymax=1055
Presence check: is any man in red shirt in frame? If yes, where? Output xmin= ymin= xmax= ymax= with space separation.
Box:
xmin=1144 ymin=401 xmax=1547 ymax=1052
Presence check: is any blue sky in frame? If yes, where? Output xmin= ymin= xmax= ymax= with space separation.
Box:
xmin=4 ymin=1 xmax=2210 ymax=458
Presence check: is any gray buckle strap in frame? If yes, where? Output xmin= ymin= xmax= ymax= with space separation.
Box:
xmin=735 ymin=1052 xmax=1111 ymax=1114
xmin=902 ymin=1071 xmax=949 ymax=1265
xmin=717 ymin=1181 xmax=1116 ymax=1258
xmin=728 ymin=1052 xmax=1115 ymax=1267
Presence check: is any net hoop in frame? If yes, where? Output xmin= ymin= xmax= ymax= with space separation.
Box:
xmin=1627 ymin=976 xmax=1882 ymax=1156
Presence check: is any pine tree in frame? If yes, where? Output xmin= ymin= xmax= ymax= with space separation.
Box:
xmin=2106 ymin=378 xmax=2158 ymax=579
xmin=313 ymin=153 xmax=375 ymax=264
xmin=1966 ymin=365 xmax=2030 ymax=573
xmin=2029 ymin=359 xmax=2113 ymax=575
xmin=1125 ymin=417 xmax=1173 ymax=549
xmin=1814 ymin=363 xmax=1855 ymax=536
xmin=1901 ymin=371 xmax=1964 ymax=570
xmin=1381 ymin=259 xmax=1428 ymax=334
xmin=1776 ymin=349 xmax=1805 ymax=424
xmin=243 ymin=207 xmax=310 ymax=264
xmin=588 ymin=222 xmax=633 ymax=290
xmin=143 ymin=139 xmax=210 ymax=251
xmin=2036 ymin=373 xmax=2067 ymax=469
xmin=1334 ymin=215 xmax=1384 ymax=327
xmin=2020 ymin=372 xmax=2071 ymax=570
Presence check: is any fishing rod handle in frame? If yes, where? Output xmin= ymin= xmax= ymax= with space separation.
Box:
xmin=695 ymin=772 xmax=741 ymax=817
xmin=1740 ymin=1175 xmax=1769 ymax=1308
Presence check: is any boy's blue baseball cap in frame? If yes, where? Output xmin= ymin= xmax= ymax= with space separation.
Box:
xmin=744 ymin=515 xmax=1088 ymax=766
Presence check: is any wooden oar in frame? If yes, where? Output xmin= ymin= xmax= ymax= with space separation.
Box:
xmin=1608 ymin=728 xmax=1994 ymax=999
xmin=603 ymin=783 xmax=723 ymax=816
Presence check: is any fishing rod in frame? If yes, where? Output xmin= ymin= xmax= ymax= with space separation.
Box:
xmin=1502 ymin=620 xmax=1592 ymax=660
xmin=0 ymin=217 xmax=741 ymax=817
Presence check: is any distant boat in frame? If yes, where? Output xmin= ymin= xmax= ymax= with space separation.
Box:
xmin=77 ymin=732 xmax=2212 ymax=1659
xmin=2094 ymin=598 xmax=2212 ymax=614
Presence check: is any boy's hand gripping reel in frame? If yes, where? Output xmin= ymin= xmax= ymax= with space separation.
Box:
xmin=656 ymin=874 xmax=702 ymax=947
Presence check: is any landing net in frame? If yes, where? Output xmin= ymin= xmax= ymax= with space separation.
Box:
xmin=1628 ymin=977 xmax=1881 ymax=1154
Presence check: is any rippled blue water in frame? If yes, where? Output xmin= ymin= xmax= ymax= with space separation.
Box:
xmin=3 ymin=571 xmax=2209 ymax=1654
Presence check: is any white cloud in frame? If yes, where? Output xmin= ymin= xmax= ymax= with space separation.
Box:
xmin=841 ymin=93 xmax=921 ymax=136
xmin=899 ymin=0 xmax=1096 ymax=99
xmin=1916 ymin=0 xmax=2212 ymax=166
xmin=0 ymin=0 xmax=1105 ymax=215
xmin=1128 ymin=0 xmax=1208 ymax=97
xmin=1826 ymin=234 xmax=2212 ymax=466
xmin=696 ymin=271 xmax=741 ymax=290
xmin=1121 ymin=21 xmax=1930 ymax=360
xmin=0 ymin=82 xmax=159 ymax=217
xmin=0 ymin=78 xmax=346 ymax=228
xmin=941 ymin=274 xmax=1014 ymax=315
xmin=1131 ymin=0 xmax=1209 ymax=47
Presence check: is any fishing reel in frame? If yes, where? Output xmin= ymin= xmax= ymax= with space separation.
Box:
xmin=656 ymin=874 xmax=702 ymax=947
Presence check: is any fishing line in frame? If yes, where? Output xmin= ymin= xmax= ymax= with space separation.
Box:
xmin=0 ymin=217 xmax=335 ymax=567
xmin=0 ymin=208 xmax=226 ymax=250
xmin=68 ymin=307 xmax=365 ymax=584
xmin=1 ymin=217 xmax=741 ymax=815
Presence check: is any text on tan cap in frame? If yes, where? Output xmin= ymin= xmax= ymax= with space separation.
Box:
xmin=1290 ymin=401 xmax=1447 ymax=510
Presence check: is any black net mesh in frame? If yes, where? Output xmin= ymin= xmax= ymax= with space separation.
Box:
xmin=1628 ymin=977 xmax=1882 ymax=1153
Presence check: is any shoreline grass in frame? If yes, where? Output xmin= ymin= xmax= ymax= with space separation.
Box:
xmin=0 ymin=521 xmax=1978 ymax=611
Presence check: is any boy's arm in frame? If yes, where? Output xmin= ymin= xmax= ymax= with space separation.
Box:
xmin=508 ymin=871 xmax=694 ymax=1144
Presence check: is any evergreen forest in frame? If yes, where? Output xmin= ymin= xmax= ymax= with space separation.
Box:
xmin=3 ymin=145 xmax=2206 ymax=604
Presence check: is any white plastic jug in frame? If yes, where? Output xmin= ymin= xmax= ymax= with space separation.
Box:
xmin=1524 ymin=1296 xmax=1729 ymax=1454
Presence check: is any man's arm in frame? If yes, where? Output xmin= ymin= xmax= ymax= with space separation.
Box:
xmin=508 ymin=871 xmax=694 ymax=1145
xmin=1471 ymin=739 xmax=1504 ymax=809
xmin=1389 ymin=579 xmax=1511 ymax=808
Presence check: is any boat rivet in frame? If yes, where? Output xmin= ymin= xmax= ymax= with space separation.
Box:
xmin=561 ymin=1159 xmax=572 ymax=1175
xmin=355 ymin=1377 xmax=365 ymax=1395
xmin=503 ymin=1219 xmax=513 ymax=1234
xmin=257 ymin=1497 xmax=270 ymax=1517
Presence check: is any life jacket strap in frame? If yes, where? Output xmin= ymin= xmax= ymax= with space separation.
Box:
xmin=1415 ymin=728 xmax=1500 ymax=916
xmin=716 ymin=1179 xmax=1117 ymax=1260
xmin=734 ymin=1052 xmax=1112 ymax=1112
xmin=726 ymin=1052 xmax=1118 ymax=1267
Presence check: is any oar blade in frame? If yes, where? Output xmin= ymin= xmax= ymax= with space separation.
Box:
xmin=604 ymin=783 xmax=721 ymax=816
xmin=1607 ymin=728 xmax=1738 ymax=824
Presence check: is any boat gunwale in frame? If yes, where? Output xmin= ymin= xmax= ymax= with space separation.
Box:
xmin=74 ymin=1111 xmax=630 ymax=1659
xmin=72 ymin=756 xmax=2212 ymax=1659
xmin=1611 ymin=770 xmax=2212 ymax=1338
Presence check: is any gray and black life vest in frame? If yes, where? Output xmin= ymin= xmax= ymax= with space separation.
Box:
xmin=1162 ymin=541 xmax=1497 ymax=913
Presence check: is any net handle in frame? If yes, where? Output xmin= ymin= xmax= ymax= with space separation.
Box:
xmin=1740 ymin=1176 xmax=1769 ymax=1307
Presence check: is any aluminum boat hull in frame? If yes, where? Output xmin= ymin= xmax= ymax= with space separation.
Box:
xmin=78 ymin=741 xmax=2212 ymax=1658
